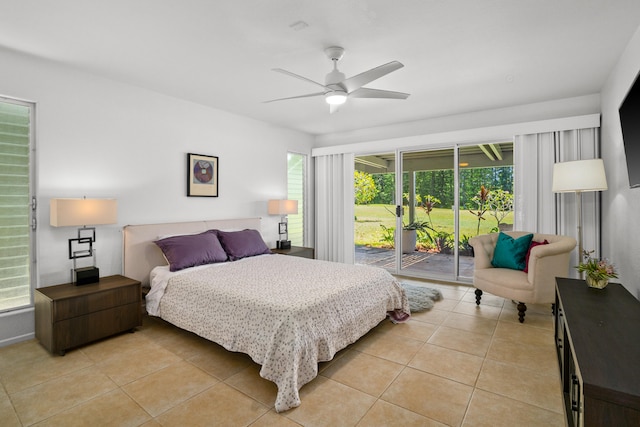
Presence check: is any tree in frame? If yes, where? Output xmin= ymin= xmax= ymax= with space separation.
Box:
xmin=354 ymin=171 xmax=377 ymax=204
xmin=371 ymin=173 xmax=394 ymax=204
xmin=487 ymin=189 xmax=514 ymax=229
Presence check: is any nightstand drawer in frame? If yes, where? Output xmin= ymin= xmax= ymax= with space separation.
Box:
xmin=53 ymin=285 xmax=139 ymax=321
xmin=52 ymin=302 xmax=141 ymax=351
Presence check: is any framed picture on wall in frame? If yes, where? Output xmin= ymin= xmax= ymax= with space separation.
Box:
xmin=187 ymin=153 xmax=219 ymax=197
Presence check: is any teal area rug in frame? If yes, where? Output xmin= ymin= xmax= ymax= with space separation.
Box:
xmin=401 ymin=283 xmax=443 ymax=312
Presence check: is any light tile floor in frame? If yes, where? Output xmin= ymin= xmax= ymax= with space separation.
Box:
xmin=0 ymin=280 xmax=566 ymax=426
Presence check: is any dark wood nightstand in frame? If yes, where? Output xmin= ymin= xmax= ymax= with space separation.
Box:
xmin=35 ymin=275 xmax=142 ymax=355
xmin=271 ymin=246 xmax=315 ymax=259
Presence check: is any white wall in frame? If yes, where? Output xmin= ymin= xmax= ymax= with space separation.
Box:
xmin=315 ymin=94 xmax=601 ymax=147
xmin=0 ymin=47 xmax=313 ymax=345
xmin=600 ymin=25 xmax=640 ymax=300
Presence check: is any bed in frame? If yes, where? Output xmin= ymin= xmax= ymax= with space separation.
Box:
xmin=122 ymin=217 xmax=409 ymax=412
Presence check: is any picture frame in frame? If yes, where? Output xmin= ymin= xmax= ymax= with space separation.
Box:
xmin=187 ymin=153 xmax=219 ymax=197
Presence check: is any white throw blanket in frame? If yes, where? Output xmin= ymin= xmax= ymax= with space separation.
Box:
xmin=147 ymin=254 xmax=409 ymax=411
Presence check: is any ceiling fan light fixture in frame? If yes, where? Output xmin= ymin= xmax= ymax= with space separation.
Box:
xmin=325 ymin=91 xmax=347 ymax=105
xmin=266 ymin=46 xmax=409 ymax=109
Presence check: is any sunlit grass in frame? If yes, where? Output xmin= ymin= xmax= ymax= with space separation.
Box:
xmin=354 ymin=204 xmax=513 ymax=247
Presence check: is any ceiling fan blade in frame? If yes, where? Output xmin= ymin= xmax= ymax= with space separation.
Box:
xmin=263 ymin=92 xmax=325 ymax=103
xmin=349 ymin=88 xmax=410 ymax=99
xmin=272 ymin=68 xmax=328 ymax=90
xmin=342 ymin=61 xmax=404 ymax=93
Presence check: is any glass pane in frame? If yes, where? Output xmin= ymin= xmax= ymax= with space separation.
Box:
xmin=458 ymin=142 xmax=514 ymax=279
xmin=0 ymin=100 xmax=32 ymax=311
xmin=401 ymin=148 xmax=455 ymax=279
xmin=287 ymin=153 xmax=305 ymax=246
xmin=354 ymin=153 xmax=396 ymax=270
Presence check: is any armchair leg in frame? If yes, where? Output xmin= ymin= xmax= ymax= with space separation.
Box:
xmin=517 ymin=302 xmax=527 ymax=323
xmin=475 ymin=289 xmax=482 ymax=305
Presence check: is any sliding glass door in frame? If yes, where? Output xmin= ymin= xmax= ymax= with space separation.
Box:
xmin=354 ymin=152 xmax=397 ymax=270
xmin=457 ymin=143 xmax=514 ymax=279
xmin=355 ymin=142 xmax=514 ymax=282
xmin=399 ymin=148 xmax=455 ymax=279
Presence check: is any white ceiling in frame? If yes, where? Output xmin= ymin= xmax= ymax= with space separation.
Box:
xmin=2 ymin=1 xmax=640 ymax=136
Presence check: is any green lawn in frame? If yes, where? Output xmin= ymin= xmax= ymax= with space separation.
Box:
xmin=354 ymin=204 xmax=513 ymax=247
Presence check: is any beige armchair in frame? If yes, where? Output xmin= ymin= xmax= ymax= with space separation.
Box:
xmin=468 ymin=231 xmax=576 ymax=323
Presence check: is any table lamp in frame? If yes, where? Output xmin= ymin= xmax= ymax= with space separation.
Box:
xmin=268 ymin=199 xmax=298 ymax=249
xmin=50 ymin=197 xmax=118 ymax=285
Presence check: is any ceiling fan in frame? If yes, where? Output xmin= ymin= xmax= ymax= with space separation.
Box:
xmin=265 ymin=46 xmax=409 ymax=113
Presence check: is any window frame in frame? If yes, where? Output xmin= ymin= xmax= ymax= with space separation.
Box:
xmin=0 ymin=95 xmax=36 ymax=313
xmin=286 ymin=151 xmax=308 ymax=247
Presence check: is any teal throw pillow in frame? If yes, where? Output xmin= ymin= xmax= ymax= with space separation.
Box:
xmin=491 ymin=232 xmax=534 ymax=270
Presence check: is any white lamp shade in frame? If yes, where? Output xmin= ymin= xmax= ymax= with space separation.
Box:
xmin=50 ymin=198 xmax=118 ymax=227
xmin=552 ymin=159 xmax=608 ymax=193
xmin=268 ymin=199 xmax=298 ymax=215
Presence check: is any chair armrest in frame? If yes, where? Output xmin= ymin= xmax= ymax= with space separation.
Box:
xmin=527 ymin=237 xmax=577 ymax=282
xmin=469 ymin=233 xmax=499 ymax=269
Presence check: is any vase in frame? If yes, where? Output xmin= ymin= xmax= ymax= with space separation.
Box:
xmin=586 ymin=275 xmax=609 ymax=289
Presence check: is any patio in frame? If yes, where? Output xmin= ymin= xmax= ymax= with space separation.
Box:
xmin=355 ymin=245 xmax=475 ymax=280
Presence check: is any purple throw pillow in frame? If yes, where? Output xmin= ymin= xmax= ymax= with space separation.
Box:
xmin=216 ymin=229 xmax=271 ymax=261
xmin=155 ymin=230 xmax=228 ymax=271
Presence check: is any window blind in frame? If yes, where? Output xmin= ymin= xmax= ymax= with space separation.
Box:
xmin=0 ymin=100 xmax=32 ymax=311
xmin=287 ymin=153 xmax=306 ymax=246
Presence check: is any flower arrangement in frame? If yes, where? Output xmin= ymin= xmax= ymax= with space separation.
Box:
xmin=576 ymin=250 xmax=618 ymax=281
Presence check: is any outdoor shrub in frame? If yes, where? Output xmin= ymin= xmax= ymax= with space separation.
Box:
xmin=379 ymin=224 xmax=395 ymax=247
xmin=433 ymin=231 xmax=454 ymax=254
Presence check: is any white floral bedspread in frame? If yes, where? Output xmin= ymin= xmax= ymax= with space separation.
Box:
xmin=149 ymin=254 xmax=409 ymax=412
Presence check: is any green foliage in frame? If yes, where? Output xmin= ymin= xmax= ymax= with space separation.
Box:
xmin=402 ymin=193 xmax=427 ymax=207
xmin=354 ymin=171 xmax=378 ymax=205
xmin=459 ymin=234 xmax=473 ymax=255
xmin=421 ymin=194 xmax=441 ymax=228
xmin=403 ymin=221 xmax=433 ymax=232
xmin=379 ymin=224 xmax=395 ymax=246
xmin=354 ymin=154 xmax=515 ymax=249
xmin=429 ymin=230 xmax=454 ymax=253
xmin=364 ymin=166 xmax=514 ymax=208
xmin=354 ymin=204 xmax=513 ymax=249
xmin=370 ymin=173 xmax=395 ymax=204
xmin=576 ymin=250 xmax=618 ymax=280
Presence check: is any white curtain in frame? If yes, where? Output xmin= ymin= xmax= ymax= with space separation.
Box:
xmin=513 ymin=132 xmax=556 ymax=233
xmin=514 ymin=127 xmax=601 ymax=270
xmin=314 ymin=153 xmax=355 ymax=263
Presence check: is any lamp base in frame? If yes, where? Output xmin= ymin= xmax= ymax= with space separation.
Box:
xmin=74 ymin=266 xmax=99 ymax=286
xmin=276 ymin=240 xmax=291 ymax=250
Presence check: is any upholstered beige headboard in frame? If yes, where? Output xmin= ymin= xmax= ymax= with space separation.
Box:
xmin=122 ymin=217 xmax=262 ymax=287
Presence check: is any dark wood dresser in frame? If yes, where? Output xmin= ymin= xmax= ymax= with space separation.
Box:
xmin=35 ymin=275 xmax=142 ymax=355
xmin=555 ymin=278 xmax=640 ymax=426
